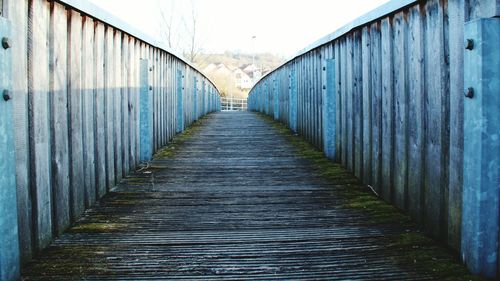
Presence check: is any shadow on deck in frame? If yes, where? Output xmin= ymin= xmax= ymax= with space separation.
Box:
xmin=21 ymin=112 xmax=484 ymax=280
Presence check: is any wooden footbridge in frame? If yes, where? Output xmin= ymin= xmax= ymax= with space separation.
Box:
xmin=20 ymin=112 xmax=479 ymax=280
xmin=0 ymin=0 xmax=499 ymax=280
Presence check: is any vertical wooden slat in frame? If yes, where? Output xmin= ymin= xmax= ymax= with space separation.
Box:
xmin=29 ymin=0 xmax=52 ymax=249
xmin=345 ymin=34 xmax=354 ymax=171
xmin=393 ymin=11 xmax=408 ymax=210
xmin=82 ymin=16 xmax=96 ymax=207
xmin=8 ymin=0 xmax=32 ymax=260
xmin=381 ymin=17 xmax=394 ymax=202
xmin=68 ymin=10 xmax=84 ymax=221
xmin=104 ymin=26 xmax=115 ymax=189
xmin=407 ymin=5 xmax=425 ymax=223
xmin=352 ymin=31 xmax=363 ymax=179
xmin=113 ymin=30 xmax=123 ymax=181
xmin=361 ymin=26 xmax=372 ymax=184
xmin=49 ymin=2 xmax=70 ymax=235
xmin=122 ymin=34 xmax=130 ymax=175
xmin=94 ymin=21 xmax=106 ymax=198
xmin=424 ymin=0 xmax=446 ymax=238
xmin=334 ymin=42 xmax=342 ymax=163
xmin=340 ymin=38 xmax=348 ymax=167
xmin=447 ymin=0 xmax=465 ymax=250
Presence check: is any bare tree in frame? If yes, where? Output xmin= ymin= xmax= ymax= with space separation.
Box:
xmin=182 ymin=0 xmax=203 ymax=63
xmin=157 ymin=0 xmax=180 ymax=51
xmin=157 ymin=0 xmax=204 ymax=63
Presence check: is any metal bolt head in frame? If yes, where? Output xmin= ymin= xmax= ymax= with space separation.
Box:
xmin=464 ymin=87 xmax=474 ymax=98
xmin=465 ymin=39 xmax=474 ymax=50
xmin=149 ymin=86 xmax=153 ymax=91
xmin=3 ymin=90 xmax=11 ymax=101
xmin=2 ymin=37 xmax=11 ymax=49
xmin=149 ymin=67 xmax=153 ymax=72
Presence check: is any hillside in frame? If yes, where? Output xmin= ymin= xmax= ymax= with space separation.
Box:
xmin=194 ymin=52 xmax=285 ymax=98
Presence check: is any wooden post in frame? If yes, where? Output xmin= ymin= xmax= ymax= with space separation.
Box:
xmin=0 ymin=16 xmax=20 ymax=281
xmin=289 ymin=66 xmax=297 ymax=133
xmin=176 ymin=69 xmax=184 ymax=133
xmin=139 ymin=59 xmax=152 ymax=162
xmin=322 ymin=59 xmax=335 ymax=159
xmin=461 ymin=18 xmax=500 ymax=278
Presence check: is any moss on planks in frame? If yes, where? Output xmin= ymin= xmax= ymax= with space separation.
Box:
xmin=256 ymin=112 xmax=486 ymax=281
xmin=69 ymin=222 xmax=128 ymax=233
xmin=22 ymin=245 xmax=110 ymax=277
xmin=153 ymin=114 xmax=212 ymax=160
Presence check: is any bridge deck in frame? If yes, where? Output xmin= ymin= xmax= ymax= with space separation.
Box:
xmin=22 ymin=112 xmax=477 ymax=280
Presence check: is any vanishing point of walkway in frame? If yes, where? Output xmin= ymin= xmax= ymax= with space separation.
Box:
xmin=22 ymin=112 xmax=476 ymax=280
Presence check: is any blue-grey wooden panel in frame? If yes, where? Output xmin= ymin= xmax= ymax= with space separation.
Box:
xmin=0 ymin=16 xmax=20 ymax=281
xmin=139 ymin=59 xmax=152 ymax=162
xmin=462 ymin=18 xmax=500 ymax=279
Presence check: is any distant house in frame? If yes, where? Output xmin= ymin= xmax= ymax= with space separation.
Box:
xmin=202 ymin=63 xmax=217 ymax=74
xmin=234 ymin=68 xmax=253 ymax=89
xmin=214 ymin=63 xmax=232 ymax=76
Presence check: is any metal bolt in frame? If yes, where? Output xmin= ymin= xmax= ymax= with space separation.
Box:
xmin=322 ymin=66 xmax=326 ymax=71
xmin=322 ymin=85 xmax=326 ymax=90
xmin=149 ymin=86 xmax=153 ymax=91
xmin=464 ymin=87 xmax=474 ymax=99
xmin=3 ymin=90 xmax=11 ymax=101
xmin=2 ymin=37 xmax=11 ymax=49
xmin=465 ymin=39 xmax=474 ymax=50
xmin=149 ymin=67 xmax=153 ymax=72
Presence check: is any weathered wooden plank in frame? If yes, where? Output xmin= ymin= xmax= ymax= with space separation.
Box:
xmin=352 ymin=31 xmax=362 ymax=179
xmin=7 ymin=0 xmax=32 ymax=261
xmin=407 ymin=5 xmax=424 ymax=223
xmin=0 ymin=14 xmax=21 ymax=281
xmin=114 ymin=30 xmax=123 ymax=181
xmin=361 ymin=26 xmax=372 ymax=184
xmin=68 ymin=10 xmax=85 ymax=221
xmin=21 ymin=111 xmax=478 ymax=281
xmin=49 ymin=2 xmax=70 ymax=235
xmin=334 ymin=42 xmax=342 ymax=163
xmin=345 ymin=34 xmax=354 ymax=172
xmin=380 ymin=17 xmax=393 ymax=202
xmin=340 ymin=38 xmax=348 ymax=168
xmin=29 ymin=0 xmax=53 ymax=249
xmin=104 ymin=26 xmax=116 ymax=189
xmin=424 ymin=0 xmax=446 ymax=238
xmin=82 ymin=16 xmax=96 ymax=208
xmin=392 ymin=11 xmax=408 ymax=210
xmin=447 ymin=0 xmax=464 ymax=250
xmin=121 ymin=34 xmax=130 ymax=176
xmin=94 ymin=21 xmax=107 ymax=198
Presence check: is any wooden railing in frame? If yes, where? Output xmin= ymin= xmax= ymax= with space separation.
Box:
xmin=0 ymin=0 xmax=221 ymax=278
xmin=248 ymin=0 xmax=500 ymax=278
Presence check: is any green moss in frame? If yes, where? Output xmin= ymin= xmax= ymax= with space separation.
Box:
xmin=152 ymin=114 xmax=211 ymax=160
xmin=70 ymin=223 xmax=128 ymax=233
xmin=388 ymin=233 xmax=486 ymax=281
xmin=23 ymin=246 xmax=109 ymax=276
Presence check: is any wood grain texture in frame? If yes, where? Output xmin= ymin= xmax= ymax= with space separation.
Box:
xmin=94 ymin=21 xmax=107 ymax=199
xmin=82 ymin=16 xmax=96 ymax=208
xmin=29 ymin=0 xmax=53 ymax=250
xmin=8 ymin=0 xmax=32 ymax=261
xmin=380 ymin=17 xmax=394 ymax=203
xmin=392 ymin=11 xmax=408 ymax=210
xmin=21 ymin=112 xmax=469 ymax=280
xmin=407 ymin=5 xmax=424 ymax=224
xmin=68 ymin=10 xmax=85 ymax=222
xmin=49 ymin=2 xmax=70 ymax=236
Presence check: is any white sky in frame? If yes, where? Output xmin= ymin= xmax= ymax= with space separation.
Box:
xmin=88 ymin=0 xmax=390 ymax=57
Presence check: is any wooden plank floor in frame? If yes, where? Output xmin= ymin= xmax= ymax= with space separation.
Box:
xmin=21 ymin=112 xmax=470 ymax=280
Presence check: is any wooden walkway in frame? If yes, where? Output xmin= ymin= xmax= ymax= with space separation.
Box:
xmin=22 ymin=112 xmax=476 ymax=280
